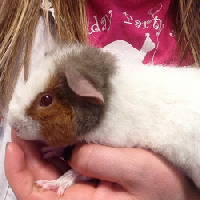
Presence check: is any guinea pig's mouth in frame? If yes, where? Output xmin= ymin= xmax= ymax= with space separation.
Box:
xmin=11 ymin=119 xmax=42 ymax=141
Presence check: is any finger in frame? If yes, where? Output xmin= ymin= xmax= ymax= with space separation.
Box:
xmin=5 ymin=142 xmax=34 ymax=199
xmin=69 ymin=144 xmax=148 ymax=186
xmin=69 ymin=144 xmax=192 ymax=196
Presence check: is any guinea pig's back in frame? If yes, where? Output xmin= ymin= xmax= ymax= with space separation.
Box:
xmin=84 ymin=61 xmax=200 ymax=189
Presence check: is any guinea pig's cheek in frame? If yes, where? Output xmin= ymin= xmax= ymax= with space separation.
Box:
xmin=39 ymin=108 xmax=78 ymax=147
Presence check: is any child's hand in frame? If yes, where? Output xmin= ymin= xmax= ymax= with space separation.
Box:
xmin=5 ymin=131 xmax=200 ymax=200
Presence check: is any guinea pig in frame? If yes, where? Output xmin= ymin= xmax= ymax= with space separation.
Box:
xmin=7 ymin=44 xmax=200 ymax=195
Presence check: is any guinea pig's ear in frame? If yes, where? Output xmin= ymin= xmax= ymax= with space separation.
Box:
xmin=65 ymin=69 xmax=104 ymax=105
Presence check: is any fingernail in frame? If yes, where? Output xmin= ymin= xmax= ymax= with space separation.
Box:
xmin=63 ymin=145 xmax=76 ymax=160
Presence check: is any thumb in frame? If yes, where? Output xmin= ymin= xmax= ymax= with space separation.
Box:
xmin=68 ymin=144 xmax=145 ymax=186
xmin=5 ymin=142 xmax=34 ymax=199
xmin=68 ymin=144 xmax=193 ymax=198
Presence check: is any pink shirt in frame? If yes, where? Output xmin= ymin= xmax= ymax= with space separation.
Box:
xmin=86 ymin=0 xmax=193 ymax=66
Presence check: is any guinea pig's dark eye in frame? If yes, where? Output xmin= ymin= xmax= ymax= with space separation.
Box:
xmin=40 ymin=95 xmax=53 ymax=107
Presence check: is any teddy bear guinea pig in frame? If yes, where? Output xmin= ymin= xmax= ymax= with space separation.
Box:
xmin=7 ymin=44 xmax=116 ymax=147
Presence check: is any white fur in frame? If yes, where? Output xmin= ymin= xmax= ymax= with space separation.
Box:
xmin=7 ymin=57 xmax=56 ymax=140
xmin=84 ymin=57 xmax=200 ymax=188
xmin=7 ymin=43 xmax=200 ymax=190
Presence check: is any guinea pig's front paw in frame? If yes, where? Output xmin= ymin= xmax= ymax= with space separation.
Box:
xmin=36 ymin=169 xmax=89 ymax=196
xmin=40 ymin=146 xmax=65 ymax=160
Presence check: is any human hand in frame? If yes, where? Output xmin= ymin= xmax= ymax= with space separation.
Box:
xmin=68 ymin=144 xmax=200 ymax=200
xmin=5 ymin=131 xmax=200 ymax=200
xmin=5 ymin=130 xmax=71 ymax=200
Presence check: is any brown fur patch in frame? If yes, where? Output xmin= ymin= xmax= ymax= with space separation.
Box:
xmin=26 ymin=75 xmax=78 ymax=147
